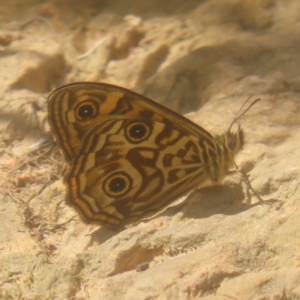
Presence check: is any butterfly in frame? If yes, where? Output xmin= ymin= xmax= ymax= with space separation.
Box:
xmin=47 ymin=82 xmax=258 ymax=230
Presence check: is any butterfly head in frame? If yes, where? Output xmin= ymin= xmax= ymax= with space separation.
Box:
xmin=211 ymin=125 xmax=244 ymax=183
xmin=224 ymin=124 xmax=244 ymax=155
xmin=214 ymin=125 xmax=244 ymax=165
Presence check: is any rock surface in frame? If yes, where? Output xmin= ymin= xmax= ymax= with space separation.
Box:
xmin=0 ymin=0 xmax=300 ymax=299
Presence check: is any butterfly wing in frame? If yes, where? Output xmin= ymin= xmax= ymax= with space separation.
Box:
xmin=48 ymin=82 xmax=224 ymax=229
xmin=48 ymin=82 xmax=214 ymax=163
xmin=64 ymin=115 xmax=215 ymax=229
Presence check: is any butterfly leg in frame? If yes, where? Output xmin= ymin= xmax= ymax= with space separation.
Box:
xmin=232 ymin=162 xmax=264 ymax=203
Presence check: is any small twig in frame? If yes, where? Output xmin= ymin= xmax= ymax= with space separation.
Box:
xmin=219 ymin=294 xmax=239 ymax=300
xmin=27 ymin=178 xmax=52 ymax=202
xmin=287 ymin=182 xmax=300 ymax=198
xmin=39 ymin=217 xmax=77 ymax=231
xmin=10 ymin=143 xmax=53 ymax=173
xmin=19 ymin=17 xmax=57 ymax=33
xmin=77 ymin=37 xmax=107 ymax=60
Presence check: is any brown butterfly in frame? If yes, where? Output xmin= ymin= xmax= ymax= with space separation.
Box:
xmin=48 ymin=82 xmax=258 ymax=230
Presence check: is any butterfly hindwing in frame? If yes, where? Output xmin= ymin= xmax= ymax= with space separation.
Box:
xmin=65 ymin=116 xmax=210 ymax=228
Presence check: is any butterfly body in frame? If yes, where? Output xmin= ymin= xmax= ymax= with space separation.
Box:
xmin=48 ymin=82 xmax=244 ymax=229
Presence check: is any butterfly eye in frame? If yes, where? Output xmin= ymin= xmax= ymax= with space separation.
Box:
xmin=225 ymin=136 xmax=236 ymax=151
xmin=103 ymin=172 xmax=133 ymax=198
xmin=125 ymin=122 xmax=151 ymax=143
xmin=75 ymin=101 xmax=97 ymax=120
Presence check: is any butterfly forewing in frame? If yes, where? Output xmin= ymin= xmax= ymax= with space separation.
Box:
xmin=47 ymin=82 xmax=214 ymax=163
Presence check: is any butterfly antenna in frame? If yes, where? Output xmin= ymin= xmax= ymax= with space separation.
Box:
xmin=228 ymin=96 xmax=261 ymax=132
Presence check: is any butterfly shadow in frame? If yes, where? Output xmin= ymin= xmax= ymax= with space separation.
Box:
xmin=165 ymin=183 xmax=263 ymax=221
xmin=90 ymin=227 xmax=119 ymax=244
xmin=88 ymin=182 xmax=272 ymax=244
